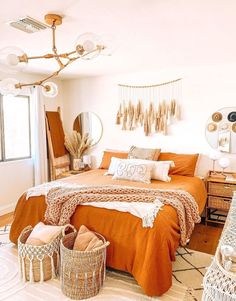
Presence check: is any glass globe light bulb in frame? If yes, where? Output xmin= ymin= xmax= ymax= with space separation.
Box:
xmin=41 ymin=82 xmax=58 ymax=98
xmin=0 ymin=46 xmax=27 ymax=74
xmin=6 ymin=53 xmax=20 ymax=66
xmin=75 ymin=32 xmax=101 ymax=60
xmin=83 ymin=40 xmax=96 ymax=52
xmin=0 ymin=78 xmax=20 ymax=96
xmin=218 ymin=157 xmax=230 ymax=169
xmin=209 ymin=150 xmax=221 ymax=161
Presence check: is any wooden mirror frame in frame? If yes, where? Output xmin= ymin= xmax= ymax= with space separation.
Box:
xmin=73 ymin=112 xmax=103 ymax=146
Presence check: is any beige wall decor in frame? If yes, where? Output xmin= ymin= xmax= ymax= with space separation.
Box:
xmin=116 ymin=78 xmax=182 ymax=136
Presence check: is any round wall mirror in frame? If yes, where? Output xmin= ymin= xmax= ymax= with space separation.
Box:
xmin=73 ymin=112 xmax=103 ymax=146
xmin=205 ymin=106 xmax=236 ymax=153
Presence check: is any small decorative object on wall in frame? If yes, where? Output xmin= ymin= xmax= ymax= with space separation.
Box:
xmin=232 ymin=123 xmax=236 ymax=133
xmin=207 ymin=122 xmax=217 ymax=132
xmin=228 ymin=111 xmax=236 ymax=122
xmin=116 ymin=78 xmax=182 ymax=136
xmin=212 ymin=112 xmax=223 ymax=122
xmin=205 ymin=107 xmax=236 ymax=153
xmin=64 ymin=131 xmax=92 ymax=170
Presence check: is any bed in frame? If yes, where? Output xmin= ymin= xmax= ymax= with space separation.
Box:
xmin=10 ymin=168 xmax=207 ymax=296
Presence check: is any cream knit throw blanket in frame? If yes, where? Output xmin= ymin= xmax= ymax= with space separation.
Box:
xmin=44 ymin=185 xmax=200 ymax=246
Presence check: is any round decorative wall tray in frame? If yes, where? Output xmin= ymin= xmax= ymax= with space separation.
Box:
xmin=206 ymin=107 xmax=236 ymax=153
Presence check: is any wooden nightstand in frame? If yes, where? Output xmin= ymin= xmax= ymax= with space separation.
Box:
xmin=205 ymin=171 xmax=236 ymax=225
xmin=57 ymin=167 xmax=91 ymax=179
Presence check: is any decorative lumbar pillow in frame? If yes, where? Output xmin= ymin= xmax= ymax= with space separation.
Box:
xmin=128 ymin=146 xmax=161 ymax=161
xmin=158 ymin=152 xmax=199 ymax=177
xmin=26 ymin=222 xmax=64 ymax=246
xmin=73 ymin=225 xmax=103 ymax=251
xmin=99 ymin=150 xmax=128 ymax=169
xmin=112 ymin=160 xmax=153 ymax=184
xmin=150 ymin=160 xmax=174 ymax=182
xmin=107 ymin=157 xmax=174 ymax=182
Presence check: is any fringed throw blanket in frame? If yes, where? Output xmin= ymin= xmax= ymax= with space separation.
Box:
xmin=43 ymin=185 xmax=200 ymax=245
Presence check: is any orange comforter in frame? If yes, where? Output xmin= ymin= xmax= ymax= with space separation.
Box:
xmin=10 ymin=169 xmax=207 ymax=296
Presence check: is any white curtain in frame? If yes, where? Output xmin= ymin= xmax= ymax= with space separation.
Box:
xmin=31 ymin=86 xmax=48 ymax=185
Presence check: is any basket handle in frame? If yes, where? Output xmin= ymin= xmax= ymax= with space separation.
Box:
xmin=18 ymin=225 xmax=33 ymax=242
xmin=103 ymin=241 xmax=110 ymax=248
xmin=62 ymin=224 xmax=77 ymax=237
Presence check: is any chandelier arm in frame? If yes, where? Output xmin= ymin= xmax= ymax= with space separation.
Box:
xmin=58 ymin=50 xmax=77 ymax=59
xmin=39 ymin=70 xmax=62 ymax=84
xmin=14 ymin=47 xmax=101 ymax=90
xmin=15 ymin=81 xmax=41 ymax=89
xmin=65 ymin=47 xmax=101 ymax=65
xmin=26 ymin=54 xmax=54 ymax=60
xmin=25 ymin=53 xmax=73 ymax=60
xmin=15 ymin=64 xmax=65 ymax=89
xmin=51 ymin=23 xmax=64 ymax=68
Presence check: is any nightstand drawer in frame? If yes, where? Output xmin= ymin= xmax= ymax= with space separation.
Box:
xmin=208 ymin=182 xmax=236 ymax=198
xmin=208 ymin=196 xmax=231 ymax=211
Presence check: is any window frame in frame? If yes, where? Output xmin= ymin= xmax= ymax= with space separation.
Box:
xmin=0 ymin=94 xmax=32 ymax=162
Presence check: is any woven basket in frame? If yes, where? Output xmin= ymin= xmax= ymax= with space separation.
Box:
xmin=60 ymin=226 xmax=110 ymax=300
xmin=208 ymin=182 xmax=234 ymax=198
xmin=18 ymin=225 xmax=62 ymax=282
xmin=208 ymin=196 xmax=231 ymax=211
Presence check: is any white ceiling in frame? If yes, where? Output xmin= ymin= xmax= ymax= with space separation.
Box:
xmin=1 ymin=0 xmax=236 ymax=79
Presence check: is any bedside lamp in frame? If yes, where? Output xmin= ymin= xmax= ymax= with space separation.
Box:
xmin=83 ymin=155 xmax=92 ymax=168
xmin=218 ymin=157 xmax=230 ymax=176
xmin=209 ymin=150 xmax=221 ymax=175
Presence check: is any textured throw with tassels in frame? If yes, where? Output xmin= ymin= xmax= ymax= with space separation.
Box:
xmin=44 ymin=185 xmax=200 ymax=245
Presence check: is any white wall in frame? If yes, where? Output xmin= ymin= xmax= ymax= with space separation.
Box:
xmin=0 ymin=72 xmax=64 ymax=215
xmin=62 ymin=64 xmax=236 ymax=176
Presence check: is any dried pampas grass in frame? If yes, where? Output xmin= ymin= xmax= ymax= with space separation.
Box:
xmin=64 ymin=131 xmax=92 ymax=159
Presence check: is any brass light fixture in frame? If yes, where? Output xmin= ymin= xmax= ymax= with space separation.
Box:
xmin=0 ymin=14 xmax=111 ymax=97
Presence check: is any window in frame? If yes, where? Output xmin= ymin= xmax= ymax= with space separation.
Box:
xmin=0 ymin=94 xmax=31 ymax=161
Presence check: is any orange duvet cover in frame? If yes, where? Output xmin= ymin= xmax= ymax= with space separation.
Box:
xmin=10 ymin=169 xmax=207 ymax=296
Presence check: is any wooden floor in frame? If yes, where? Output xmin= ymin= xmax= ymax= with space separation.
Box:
xmin=0 ymin=212 xmax=13 ymax=227
xmin=188 ymin=222 xmax=223 ymax=255
xmin=0 ymin=212 xmax=222 ymax=255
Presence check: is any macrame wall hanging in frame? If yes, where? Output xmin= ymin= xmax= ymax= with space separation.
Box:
xmin=116 ymin=78 xmax=182 ymax=136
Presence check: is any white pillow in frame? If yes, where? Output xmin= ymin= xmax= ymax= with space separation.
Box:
xmin=112 ymin=160 xmax=153 ymax=184
xmin=105 ymin=156 xmax=125 ymax=175
xmin=26 ymin=222 xmax=64 ymax=246
xmin=151 ymin=161 xmax=173 ymax=182
xmin=107 ymin=157 xmax=174 ymax=182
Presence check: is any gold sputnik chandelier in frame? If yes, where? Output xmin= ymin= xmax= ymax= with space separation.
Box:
xmin=0 ymin=14 xmax=111 ymax=97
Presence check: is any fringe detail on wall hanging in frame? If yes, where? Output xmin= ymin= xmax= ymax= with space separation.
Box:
xmin=116 ymin=78 xmax=182 ymax=136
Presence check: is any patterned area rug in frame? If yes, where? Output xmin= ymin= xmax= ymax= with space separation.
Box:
xmin=0 ymin=226 xmax=211 ymax=301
